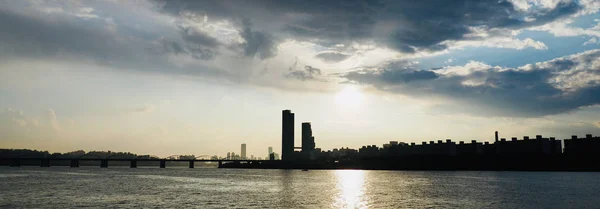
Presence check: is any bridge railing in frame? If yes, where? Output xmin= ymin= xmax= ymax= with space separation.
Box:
xmin=0 ymin=157 xmax=272 ymax=168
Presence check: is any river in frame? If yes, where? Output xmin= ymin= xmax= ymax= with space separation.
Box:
xmin=1 ymin=167 xmax=599 ymax=208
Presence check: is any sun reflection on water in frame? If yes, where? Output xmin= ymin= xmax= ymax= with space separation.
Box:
xmin=333 ymin=170 xmax=368 ymax=209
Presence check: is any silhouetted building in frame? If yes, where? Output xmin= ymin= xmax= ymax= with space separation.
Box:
xmin=269 ymin=153 xmax=275 ymax=160
xmin=493 ymin=135 xmax=561 ymax=156
xmin=267 ymin=147 xmax=273 ymax=159
xmin=564 ymin=134 xmax=599 ymax=156
xmin=282 ymin=110 xmax=295 ymax=160
xmin=359 ymin=145 xmax=379 ymax=157
xmin=495 ymin=131 xmax=499 ymax=142
xmin=456 ymin=140 xmax=483 ymax=156
xmin=241 ymin=143 xmax=247 ymax=160
xmin=302 ymin=122 xmax=315 ymax=152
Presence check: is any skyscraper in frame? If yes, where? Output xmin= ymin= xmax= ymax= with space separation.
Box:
xmin=269 ymin=152 xmax=275 ymax=161
xmin=495 ymin=131 xmax=499 ymax=142
xmin=282 ymin=110 xmax=294 ymax=160
xmin=241 ymin=143 xmax=247 ymax=160
xmin=268 ymin=146 xmax=273 ymax=154
xmin=302 ymin=122 xmax=315 ymax=152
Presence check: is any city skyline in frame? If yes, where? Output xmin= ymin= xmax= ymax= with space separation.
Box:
xmin=1 ymin=1 xmax=600 ymax=157
xmin=1 ymin=107 xmax=598 ymax=158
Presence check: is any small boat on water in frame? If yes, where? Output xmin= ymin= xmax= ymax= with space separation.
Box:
xmin=302 ymin=169 xmax=309 ymax=171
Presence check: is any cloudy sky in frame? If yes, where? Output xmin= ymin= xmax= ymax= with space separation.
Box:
xmin=1 ymin=0 xmax=600 ymax=157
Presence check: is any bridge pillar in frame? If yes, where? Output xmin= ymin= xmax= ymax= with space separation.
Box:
xmin=70 ymin=159 xmax=79 ymax=168
xmin=41 ymin=159 xmax=50 ymax=167
xmin=10 ymin=159 xmax=20 ymax=167
xmin=218 ymin=161 xmax=222 ymax=168
xmin=100 ymin=160 xmax=108 ymax=168
xmin=130 ymin=160 xmax=137 ymax=168
xmin=188 ymin=160 xmax=194 ymax=168
xmin=160 ymin=160 xmax=166 ymax=168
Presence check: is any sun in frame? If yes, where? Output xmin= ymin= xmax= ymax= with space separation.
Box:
xmin=335 ymin=86 xmax=364 ymax=108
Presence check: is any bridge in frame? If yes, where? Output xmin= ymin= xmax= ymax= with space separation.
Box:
xmin=0 ymin=157 xmax=272 ymax=168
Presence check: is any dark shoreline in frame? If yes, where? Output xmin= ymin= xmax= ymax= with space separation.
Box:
xmin=220 ymin=156 xmax=600 ymax=172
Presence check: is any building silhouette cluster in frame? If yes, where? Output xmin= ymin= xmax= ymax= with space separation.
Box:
xmin=4 ymin=109 xmax=600 ymax=171
xmin=216 ymin=109 xmax=600 ymax=170
xmin=222 ymin=109 xmax=600 ymax=171
xmin=281 ymin=110 xmax=320 ymax=161
xmin=564 ymin=134 xmax=600 ymax=155
xmin=218 ymin=143 xmax=279 ymax=161
xmin=361 ymin=134 xmax=563 ymax=158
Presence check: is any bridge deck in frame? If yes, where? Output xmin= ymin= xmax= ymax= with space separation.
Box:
xmin=0 ymin=158 xmax=272 ymax=162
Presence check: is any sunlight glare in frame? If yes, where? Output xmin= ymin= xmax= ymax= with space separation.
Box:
xmin=335 ymin=86 xmax=364 ymax=108
xmin=333 ymin=170 xmax=368 ymax=209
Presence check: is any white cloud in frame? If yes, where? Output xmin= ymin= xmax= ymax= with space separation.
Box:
xmin=132 ymin=104 xmax=157 ymax=113
xmin=449 ymin=37 xmax=548 ymax=50
xmin=341 ymin=49 xmax=600 ymax=117
xmin=447 ymin=27 xmax=548 ymax=50
xmin=583 ymin=38 xmax=598 ymax=45
xmin=530 ymin=18 xmax=600 ymax=38
xmin=12 ymin=118 xmax=27 ymax=127
xmin=48 ymin=109 xmax=61 ymax=132
xmin=30 ymin=119 xmax=39 ymax=127
xmin=73 ymin=7 xmax=99 ymax=19
xmin=579 ymin=0 xmax=600 ymax=15
xmin=509 ymin=0 xmax=532 ymax=11
xmin=0 ymin=108 xmax=57 ymax=140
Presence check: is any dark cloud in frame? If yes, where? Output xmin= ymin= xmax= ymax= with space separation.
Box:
xmin=160 ymin=40 xmax=186 ymax=55
xmin=341 ymin=50 xmax=600 ymax=117
xmin=0 ymin=7 xmax=181 ymax=69
xmin=343 ymin=61 xmax=439 ymax=84
xmin=385 ymin=0 xmax=580 ymax=52
xmin=315 ymin=52 xmax=350 ymax=63
xmin=239 ymin=19 xmax=277 ymax=59
xmin=154 ymin=0 xmax=581 ymax=53
xmin=179 ymin=26 xmax=220 ymax=48
xmin=151 ymin=25 xmax=221 ymax=60
xmin=382 ymin=70 xmax=439 ymax=84
xmin=0 ymin=7 xmax=243 ymax=81
xmin=0 ymin=0 xmax=587 ymax=90
xmin=0 ymin=8 xmax=124 ymax=61
xmin=344 ymin=69 xmax=439 ymax=85
xmin=286 ymin=65 xmax=323 ymax=81
xmin=158 ymin=38 xmax=217 ymax=60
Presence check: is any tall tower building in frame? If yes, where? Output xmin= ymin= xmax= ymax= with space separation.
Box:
xmin=268 ymin=146 xmax=273 ymax=154
xmin=282 ymin=110 xmax=294 ymax=160
xmin=302 ymin=122 xmax=315 ymax=152
xmin=495 ymin=131 xmax=499 ymax=142
xmin=241 ymin=143 xmax=247 ymax=160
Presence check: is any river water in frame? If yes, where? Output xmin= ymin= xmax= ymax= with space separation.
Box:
xmin=0 ymin=167 xmax=599 ymax=208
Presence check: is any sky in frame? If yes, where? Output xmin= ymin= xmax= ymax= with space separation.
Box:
xmin=1 ymin=0 xmax=600 ymax=158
